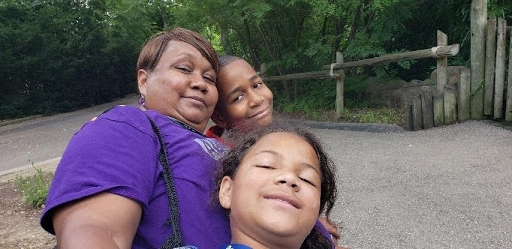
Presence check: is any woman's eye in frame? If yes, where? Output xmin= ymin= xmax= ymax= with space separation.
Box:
xmin=253 ymin=82 xmax=263 ymax=89
xmin=176 ymin=65 xmax=191 ymax=72
xmin=203 ymin=74 xmax=215 ymax=84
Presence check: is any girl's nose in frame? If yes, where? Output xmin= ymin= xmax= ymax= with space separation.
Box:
xmin=273 ymin=172 xmax=301 ymax=191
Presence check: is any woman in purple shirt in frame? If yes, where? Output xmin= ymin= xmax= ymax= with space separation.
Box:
xmin=41 ymin=27 xmax=230 ymax=249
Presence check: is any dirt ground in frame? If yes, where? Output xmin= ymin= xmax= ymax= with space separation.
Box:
xmin=0 ymin=181 xmax=55 ymax=249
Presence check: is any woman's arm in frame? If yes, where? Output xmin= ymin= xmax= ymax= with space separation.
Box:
xmin=53 ymin=192 xmax=142 ymax=249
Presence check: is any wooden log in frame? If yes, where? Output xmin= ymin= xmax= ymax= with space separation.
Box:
xmin=405 ymin=104 xmax=413 ymax=131
xmin=458 ymin=68 xmax=471 ymax=122
xmin=335 ymin=52 xmax=344 ymax=118
xmin=437 ymin=31 xmax=448 ymax=94
xmin=506 ymin=33 xmax=512 ymax=121
xmin=444 ymin=84 xmax=457 ymax=125
xmin=433 ymin=93 xmax=444 ymax=126
xmin=484 ymin=18 xmax=497 ymax=115
xmin=412 ymin=96 xmax=423 ymax=131
xmin=323 ymin=44 xmax=460 ymax=70
xmin=470 ymin=0 xmax=486 ymax=119
xmin=263 ymin=70 xmax=332 ymax=82
xmin=420 ymin=86 xmax=434 ymax=129
xmin=494 ymin=18 xmax=507 ymax=119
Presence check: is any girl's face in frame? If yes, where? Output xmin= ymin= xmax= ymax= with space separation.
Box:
xmin=137 ymin=40 xmax=218 ymax=132
xmin=219 ymin=132 xmax=321 ymax=248
xmin=214 ymin=59 xmax=273 ymax=131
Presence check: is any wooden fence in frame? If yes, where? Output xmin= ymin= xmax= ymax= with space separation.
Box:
xmin=483 ymin=18 xmax=512 ymax=122
xmin=262 ymin=30 xmax=459 ymax=130
xmin=405 ymin=18 xmax=512 ymax=131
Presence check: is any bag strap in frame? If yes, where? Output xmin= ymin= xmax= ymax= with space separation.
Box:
xmin=144 ymin=114 xmax=184 ymax=248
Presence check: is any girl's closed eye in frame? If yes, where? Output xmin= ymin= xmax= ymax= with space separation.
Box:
xmin=299 ymin=177 xmax=316 ymax=187
xmin=255 ymin=165 xmax=274 ymax=169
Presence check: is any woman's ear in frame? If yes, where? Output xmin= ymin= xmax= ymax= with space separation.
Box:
xmin=137 ymin=69 xmax=148 ymax=96
xmin=218 ymin=176 xmax=233 ymax=209
xmin=211 ymin=110 xmax=228 ymax=129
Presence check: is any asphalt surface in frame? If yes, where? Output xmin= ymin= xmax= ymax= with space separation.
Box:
xmin=1 ymin=95 xmax=512 ymax=248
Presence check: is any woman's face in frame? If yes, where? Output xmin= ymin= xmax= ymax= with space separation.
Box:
xmin=214 ymin=60 xmax=273 ymax=131
xmin=219 ymin=132 xmax=321 ymax=248
xmin=137 ymin=40 xmax=218 ymax=132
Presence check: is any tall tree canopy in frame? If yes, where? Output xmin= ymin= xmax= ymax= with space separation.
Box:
xmin=1 ymin=0 xmax=511 ymax=119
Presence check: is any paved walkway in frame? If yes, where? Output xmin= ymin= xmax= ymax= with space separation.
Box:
xmin=310 ymin=121 xmax=512 ymax=248
xmin=1 ymin=96 xmax=512 ymax=248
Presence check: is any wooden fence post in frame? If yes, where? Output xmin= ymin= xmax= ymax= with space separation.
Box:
xmin=412 ymin=97 xmax=423 ymax=131
xmin=421 ymin=86 xmax=434 ymax=129
xmin=458 ymin=68 xmax=471 ymax=122
xmin=335 ymin=52 xmax=344 ymax=119
xmin=484 ymin=18 xmax=497 ymax=115
xmin=405 ymin=103 xmax=413 ymax=131
xmin=470 ymin=0 xmax=487 ymax=119
xmin=437 ymin=31 xmax=448 ymax=94
xmin=444 ymin=84 xmax=457 ymax=124
xmin=494 ymin=18 xmax=507 ymax=119
xmin=433 ymin=93 xmax=444 ymax=126
xmin=506 ymin=32 xmax=512 ymax=121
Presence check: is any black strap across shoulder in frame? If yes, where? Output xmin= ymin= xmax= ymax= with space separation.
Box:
xmin=144 ymin=113 xmax=184 ymax=249
xmin=53 ymin=108 xmax=184 ymax=249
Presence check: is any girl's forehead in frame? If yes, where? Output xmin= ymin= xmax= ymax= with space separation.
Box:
xmin=248 ymin=132 xmax=314 ymax=156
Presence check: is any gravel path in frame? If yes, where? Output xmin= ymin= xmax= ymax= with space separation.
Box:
xmin=309 ymin=121 xmax=512 ymax=248
xmin=2 ymin=93 xmax=511 ymax=248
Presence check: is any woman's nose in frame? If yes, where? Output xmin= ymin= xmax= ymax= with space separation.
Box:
xmin=190 ymin=74 xmax=209 ymax=93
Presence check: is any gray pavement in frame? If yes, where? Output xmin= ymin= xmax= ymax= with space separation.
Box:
xmin=312 ymin=121 xmax=512 ymax=248
xmin=1 ymin=95 xmax=512 ymax=248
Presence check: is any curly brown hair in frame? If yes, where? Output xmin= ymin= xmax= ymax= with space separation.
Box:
xmin=215 ymin=122 xmax=338 ymax=248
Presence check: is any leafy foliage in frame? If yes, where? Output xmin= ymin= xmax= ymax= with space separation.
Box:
xmin=14 ymin=166 xmax=54 ymax=208
xmin=0 ymin=0 xmax=158 ymax=119
xmin=2 ymin=0 xmax=512 ymax=120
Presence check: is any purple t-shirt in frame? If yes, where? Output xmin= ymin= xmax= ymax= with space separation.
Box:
xmin=40 ymin=106 xmax=231 ymax=248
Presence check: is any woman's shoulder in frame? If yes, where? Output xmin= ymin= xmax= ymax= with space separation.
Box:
xmin=92 ymin=105 xmax=155 ymax=133
xmin=98 ymin=105 xmax=153 ymax=123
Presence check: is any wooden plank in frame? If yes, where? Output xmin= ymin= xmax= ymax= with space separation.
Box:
xmin=335 ymin=52 xmax=344 ymax=118
xmin=405 ymin=104 xmax=413 ymax=131
xmin=323 ymin=44 xmax=460 ymax=70
xmin=506 ymin=33 xmax=512 ymax=121
xmin=420 ymin=86 xmax=434 ymax=129
xmin=444 ymin=84 xmax=457 ymax=125
xmin=470 ymin=0 xmax=487 ymax=119
xmin=484 ymin=18 xmax=497 ymax=115
xmin=263 ymin=70 xmax=332 ymax=82
xmin=458 ymin=68 xmax=471 ymax=122
xmin=267 ymin=44 xmax=459 ymax=82
xmin=494 ymin=18 xmax=507 ymax=119
xmin=412 ymin=97 xmax=423 ymax=131
xmin=437 ymin=31 xmax=448 ymax=94
xmin=433 ymin=93 xmax=444 ymax=126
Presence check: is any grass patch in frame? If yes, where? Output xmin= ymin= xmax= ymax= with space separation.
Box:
xmin=13 ymin=165 xmax=53 ymax=208
xmin=276 ymin=107 xmax=406 ymax=127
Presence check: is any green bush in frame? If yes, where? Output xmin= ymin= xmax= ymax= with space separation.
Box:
xmin=13 ymin=166 xmax=53 ymax=208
